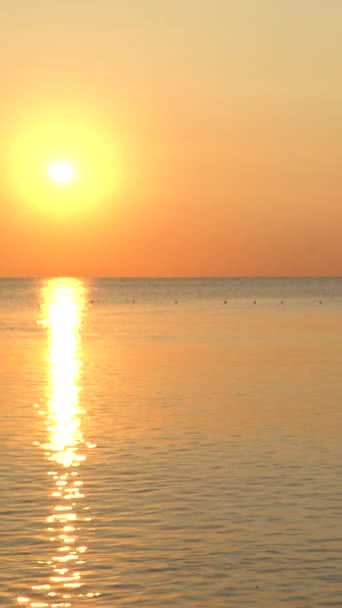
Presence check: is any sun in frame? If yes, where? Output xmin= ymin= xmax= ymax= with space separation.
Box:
xmin=47 ymin=161 xmax=75 ymax=185
xmin=7 ymin=110 xmax=126 ymax=218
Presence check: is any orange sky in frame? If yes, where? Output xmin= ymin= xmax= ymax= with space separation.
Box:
xmin=1 ymin=1 xmax=341 ymax=276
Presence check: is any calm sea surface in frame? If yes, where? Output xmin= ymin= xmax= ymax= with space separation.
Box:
xmin=1 ymin=278 xmax=342 ymax=607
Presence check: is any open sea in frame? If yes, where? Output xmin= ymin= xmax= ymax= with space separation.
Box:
xmin=1 ymin=277 xmax=342 ymax=607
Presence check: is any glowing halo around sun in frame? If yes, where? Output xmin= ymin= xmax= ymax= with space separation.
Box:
xmin=5 ymin=107 xmax=127 ymax=220
xmin=47 ymin=161 xmax=75 ymax=185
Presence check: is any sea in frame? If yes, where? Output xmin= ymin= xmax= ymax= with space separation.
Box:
xmin=1 ymin=277 xmax=342 ymax=607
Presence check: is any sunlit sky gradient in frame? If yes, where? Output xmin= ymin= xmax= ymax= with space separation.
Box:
xmin=1 ymin=1 xmax=341 ymax=276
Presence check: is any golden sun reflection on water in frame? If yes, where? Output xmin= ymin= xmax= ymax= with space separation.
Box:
xmin=18 ymin=278 xmax=98 ymax=607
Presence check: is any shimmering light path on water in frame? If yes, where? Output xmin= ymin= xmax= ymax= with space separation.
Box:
xmin=1 ymin=278 xmax=342 ymax=607
xmin=18 ymin=279 xmax=98 ymax=606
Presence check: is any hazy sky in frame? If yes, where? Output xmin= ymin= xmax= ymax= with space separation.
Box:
xmin=1 ymin=1 xmax=341 ymax=276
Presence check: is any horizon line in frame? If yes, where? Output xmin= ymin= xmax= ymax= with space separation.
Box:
xmin=1 ymin=275 xmax=342 ymax=281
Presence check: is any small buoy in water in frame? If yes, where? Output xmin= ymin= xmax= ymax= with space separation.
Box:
xmin=281 ymin=300 xmax=283 ymax=304
xmin=132 ymin=299 xmax=135 ymax=304
xmin=224 ymin=300 xmax=227 ymax=304
xmin=253 ymin=300 xmax=256 ymax=304
xmin=175 ymin=300 xmax=178 ymax=304
xmin=319 ymin=300 xmax=322 ymax=304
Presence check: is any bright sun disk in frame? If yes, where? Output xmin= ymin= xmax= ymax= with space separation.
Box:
xmin=48 ymin=161 xmax=75 ymax=185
